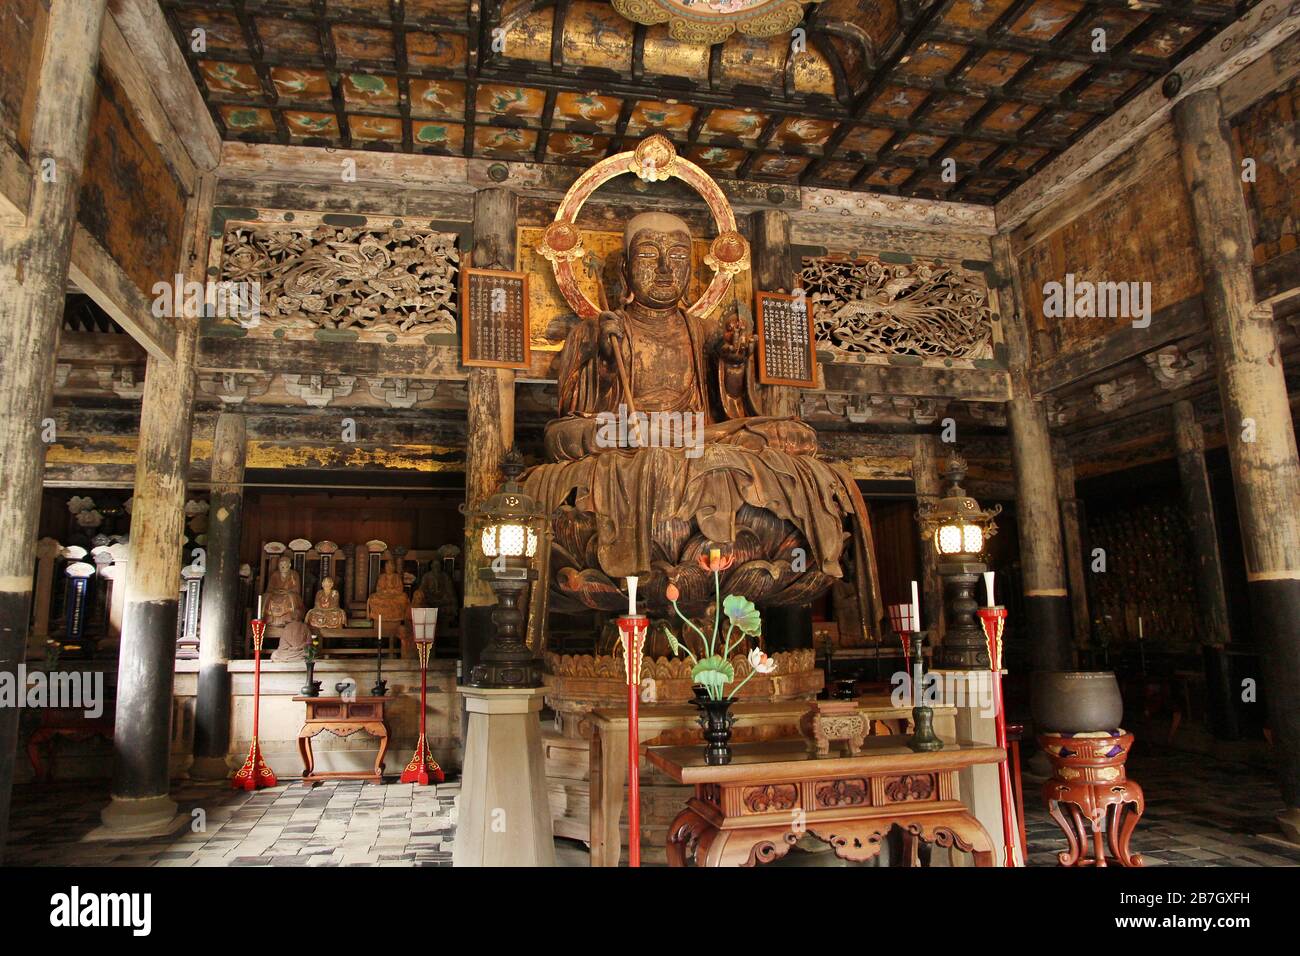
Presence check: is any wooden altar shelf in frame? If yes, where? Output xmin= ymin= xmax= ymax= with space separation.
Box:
xmin=586 ymin=696 xmax=957 ymax=867
xmin=648 ymin=738 xmax=1003 ymax=867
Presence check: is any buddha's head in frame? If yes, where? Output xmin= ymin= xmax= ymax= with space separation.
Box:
xmin=622 ymin=212 xmax=692 ymax=309
xmin=277 ymin=556 xmax=290 ymax=574
xmin=321 ymin=576 xmax=335 ymax=593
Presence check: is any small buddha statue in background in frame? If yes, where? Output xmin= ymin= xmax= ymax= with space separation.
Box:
xmin=413 ymin=562 xmax=458 ymax=629
xmin=367 ymin=558 xmax=412 ymax=640
xmin=305 ymin=576 xmax=346 ymax=630
xmin=263 ymin=555 xmax=304 ymax=626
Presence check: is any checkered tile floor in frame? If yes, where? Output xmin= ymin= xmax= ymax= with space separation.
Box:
xmin=5 ymin=744 xmax=1299 ymax=866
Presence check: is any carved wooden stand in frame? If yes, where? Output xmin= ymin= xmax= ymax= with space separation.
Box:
xmin=295 ymin=696 xmax=390 ymax=786
xmin=648 ymin=739 xmax=1002 ymax=867
xmin=1039 ymin=731 xmax=1144 ymax=867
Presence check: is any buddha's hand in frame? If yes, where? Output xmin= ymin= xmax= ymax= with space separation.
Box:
xmin=718 ymin=311 xmax=754 ymax=366
xmin=598 ymin=310 xmax=625 ymax=357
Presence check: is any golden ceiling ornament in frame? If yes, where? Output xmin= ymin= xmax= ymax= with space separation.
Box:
xmin=537 ymin=134 xmax=749 ymax=321
xmin=611 ymin=0 xmax=823 ymax=44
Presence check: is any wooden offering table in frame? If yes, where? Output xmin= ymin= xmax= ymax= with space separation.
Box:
xmin=647 ymin=738 xmax=1003 ymax=867
xmin=294 ymin=696 xmax=391 ymax=785
xmin=587 ymin=695 xmax=951 ymax=866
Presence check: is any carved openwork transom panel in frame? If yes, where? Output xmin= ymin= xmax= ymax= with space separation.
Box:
xmin=215 ymin=211 xmax=460 ymax=339
xmin=799 ymin=256 xmax=993 ymax=360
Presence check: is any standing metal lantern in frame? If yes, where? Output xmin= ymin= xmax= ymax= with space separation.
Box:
xmin=401 ymin=607 xmax=445 ymax=785
xmin=462 ymin=449 xmax=547 ymax=688
xmin=917 ymin=453 xmax=1002 ymax=670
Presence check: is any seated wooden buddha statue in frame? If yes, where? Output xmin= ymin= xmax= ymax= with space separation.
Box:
xmin=305 ymin=576 xmax=346 ymax=630
xmin=262 ymin=556 xmax=304 ymax=626
xmin=367 ymin=558 xmax=411 ymax=629
xmin=544 ymin=211 xmax=816 ymax=462
xmin=525 ymin=211 xmax=865 ymax=617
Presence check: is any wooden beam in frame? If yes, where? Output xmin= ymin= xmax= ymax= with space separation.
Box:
xmin=99 ymin=12 xmax=196 ymax=191
xmin=997 ymin=2 xmax=1300 ymax=228
xmin=69 ymin=228 xmax=177 ymax=362
xmin=820 ymin=361 xmax=1011 ymax=404
xmin=108 ymin=0 xmax=221 ymax=172
xmin=0 ymin=137 xmax=29 ymax=226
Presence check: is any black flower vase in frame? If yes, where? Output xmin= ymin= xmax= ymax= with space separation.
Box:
xmin=692 ymin=696 xmax=736 ymax=766
xmin=301 ymin=659 xmax=321 ymax=697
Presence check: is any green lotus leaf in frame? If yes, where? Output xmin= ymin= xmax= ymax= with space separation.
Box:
xmin=692 ymin=655 xmax=734 ymax=697
xmin=722 ymin=594 xmax=762 ymax=636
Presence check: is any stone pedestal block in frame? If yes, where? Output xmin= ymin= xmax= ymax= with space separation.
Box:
xmin=454 ymin=685 xmax=553 ymax=867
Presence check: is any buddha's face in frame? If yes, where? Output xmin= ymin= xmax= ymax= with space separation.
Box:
xmin=277 ymin=557 xmax=290 ymax=574
xmin=626 ymin=229 xmax=691 ymax=309
xmin=321 ymin=577 xmax=335 ymax=593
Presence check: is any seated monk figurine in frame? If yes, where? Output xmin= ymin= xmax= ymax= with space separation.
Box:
xmin=413 ymin=563 xmax=458 ymax=629
xmin=367 ymin=558 xmax=411 ymax=635
xmin=305 ymin=576 xmax=346 ymax=630
xmin=262 ymin=555 xmax=304 ymax=626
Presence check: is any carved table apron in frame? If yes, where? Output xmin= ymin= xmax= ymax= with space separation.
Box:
xmin=294 ymin=696 xmax=391 ymax=785
xmin=647 ymin=738 xmax=1003 ymax=867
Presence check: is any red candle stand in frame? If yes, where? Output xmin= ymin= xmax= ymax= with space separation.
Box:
xmin=401 ymin=609 xmax=445 ymax=785
xmin=977 ymin=605 xmax=1021 ymax=866
xmin=617 ymin=614 xmax=648 ymax=867
xmin=232 ymin=618 xmax=278 ymax=790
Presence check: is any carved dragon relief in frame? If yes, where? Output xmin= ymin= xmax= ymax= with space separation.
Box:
xmin=799 ymin=256 xmax=994 ymax=360
xmin=219 ymin=222 xmax=460 ymax=336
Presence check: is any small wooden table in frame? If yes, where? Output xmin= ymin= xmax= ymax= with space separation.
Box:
xmin=294 ymin=695 xmax=390 ymax=785
xmin=647 ymin=738 xmax=1003 ymax=867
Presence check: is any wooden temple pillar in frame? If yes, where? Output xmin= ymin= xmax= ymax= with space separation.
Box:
xmin=461 ymin=188 xmax=517 ymax=677
xmin=1170 ymin=399 xmax=1231 ymax=647
xmin=102 ymin=322 xmax=198 ymax=834
xmin=192 ymin=412 xmax=247 ymax=779
xmin=1054 ymin=451 xmax=1091 ymax=651
xmin=1174 ymin=90 xmax=1300 ymax=839
xmin=749 ymin=209 xmax=799 ymax=419
xmin=749 ymin=209 xmax=810 ymax=648
xmin=0 ymin=0 xmax=108 ymax=859
xmin=912 ymin=435 xmax=946 ymax=639
xmin=993 ymin=234 xmax=1074 ymax=673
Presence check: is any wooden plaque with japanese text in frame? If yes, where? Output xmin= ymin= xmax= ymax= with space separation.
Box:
xmin=461 ymin=267 xmax=531 ymax=369
xmin=755 ymin=290 xmax=817 ymax=388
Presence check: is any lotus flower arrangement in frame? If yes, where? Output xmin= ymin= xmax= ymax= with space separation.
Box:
xmin=661 ymin=547 xmax=777 ymax=702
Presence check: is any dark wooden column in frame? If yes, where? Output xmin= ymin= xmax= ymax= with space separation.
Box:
xmin=1171 ymin=400 xmax=1231 ymax=646
xmin=102 ymin=323 xmax=197 ymax=833
xmin=749 ymin=209 xmax=799 ymax=418
xmin=192 ymin=411 xmax=246 ymax=779
xmin=912 ymin=435 xmax=945 ymax=637
xmin=0 ymin=0 xmax=108 ymax=859
xmin=1175 ymin=90 xmax=1300 ymax=837
xmin=461 ymin=188 xmax=518 ymax=676
xmin=993 ymin=233 xmax=1074 ymax=673
xmin=1054 ymin=451 xmax=1091 ymax=650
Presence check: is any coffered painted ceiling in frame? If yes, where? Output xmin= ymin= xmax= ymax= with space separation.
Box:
xmin=162 ymin=0 xmax=1250 ymax=203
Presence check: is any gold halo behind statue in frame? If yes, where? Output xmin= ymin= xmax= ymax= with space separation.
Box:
xmin=536 ymin=135 xmax=750 ymax=321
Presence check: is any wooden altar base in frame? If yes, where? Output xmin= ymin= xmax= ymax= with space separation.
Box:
xmin=648 ymin=738 xmax=1003 ymax=867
